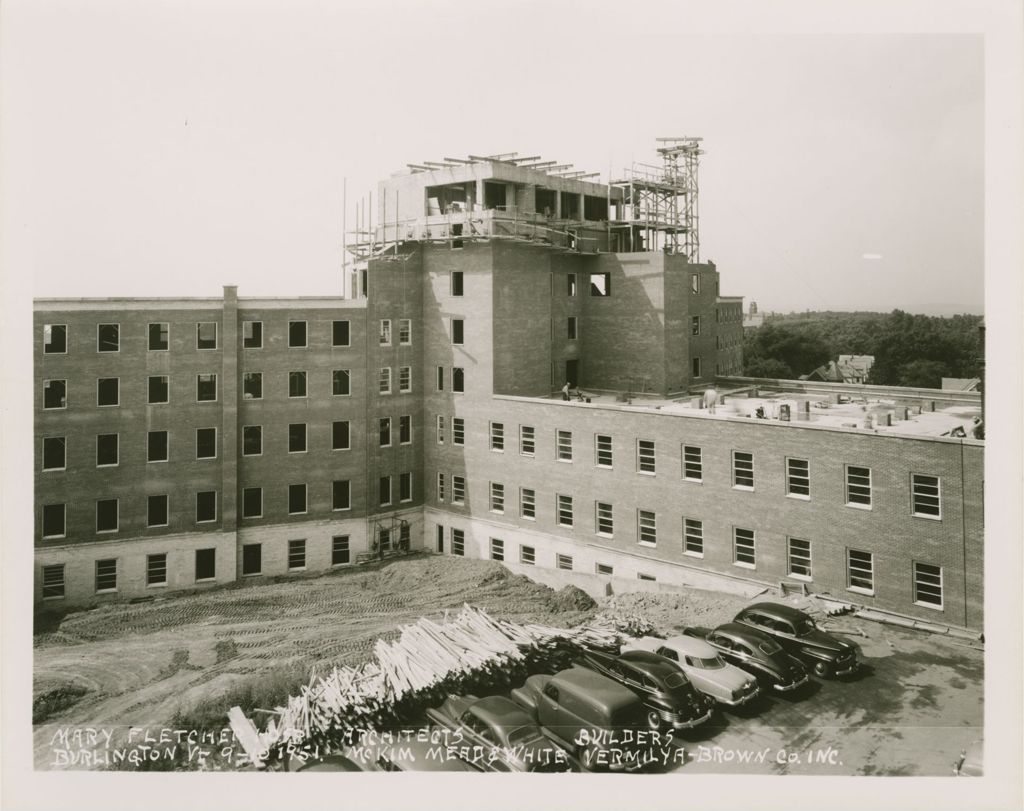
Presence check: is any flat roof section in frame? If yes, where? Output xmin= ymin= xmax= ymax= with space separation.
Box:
xmin=536 ymin=388 xmax=982 ymax=441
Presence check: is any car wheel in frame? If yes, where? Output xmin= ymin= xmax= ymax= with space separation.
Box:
xmin=813 ymin=661 xmax=830 ymax=677
xmin=646 ymin=709 xmax=663 ymax=731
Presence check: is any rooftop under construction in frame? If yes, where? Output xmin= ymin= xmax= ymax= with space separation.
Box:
xmin=343 ymin=138 xmax=705 ymax=278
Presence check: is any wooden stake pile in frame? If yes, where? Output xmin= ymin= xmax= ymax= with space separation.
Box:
xmin=229 ymin=604 xmax=643 ymax=767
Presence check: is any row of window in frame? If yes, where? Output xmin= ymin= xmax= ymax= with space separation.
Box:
xmin=436 ymin=423 xmax=945 ymax=518
xmin=434 ymin=524 xmax=945 ymax=610
xmin=39 ymin=535 xmax=356 ymax=598
xmin=41 ymin=472 xmax=416 ymax=538
xmin=41 ymin=320 xmax=358 ymax=354
xmin=40 ymin=365 xmax=415 ymax=409
xmin=38 ymin=415 xmax=413 ymax=470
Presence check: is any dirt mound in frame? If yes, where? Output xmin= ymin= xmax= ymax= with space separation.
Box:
xmin=603 ymin=587 xmax=748 ymax=632
xmin=544 ymin=585 xmax=597 ymax=613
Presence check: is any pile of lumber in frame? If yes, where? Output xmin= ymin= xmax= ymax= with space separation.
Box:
xmin=229 ymin=604 xmax=637 ymax=768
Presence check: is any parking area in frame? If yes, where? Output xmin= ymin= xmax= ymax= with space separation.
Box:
xmin=665 ymin=620 xmax=983 ymax=775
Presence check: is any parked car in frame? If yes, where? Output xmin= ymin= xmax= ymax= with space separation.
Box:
xmin=690 ymin=623 xmax=810 ymax=692
xmin=344 ymin=731 xmax=478 ymax=772
xmin=510 ymin=666 xmax=652 ymax=772
xmin=425 ymin=694 xmax=572 ymax=772
xmin=733 ymin=603 xmax=858 ymax=678
xmin=576 ymin=649 xmax=715 ymax=730
xmin=622 ymin=634 xmax=761 ymax=706
xmin=953 ymin=739 xmax=983 ymax=776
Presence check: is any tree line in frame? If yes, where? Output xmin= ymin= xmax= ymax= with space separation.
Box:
xmin=741 ymin=310 xmax=984 ymax=388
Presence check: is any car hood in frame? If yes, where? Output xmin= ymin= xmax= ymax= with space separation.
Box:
xmin=798 ymin=629 xmax=857 ymax=656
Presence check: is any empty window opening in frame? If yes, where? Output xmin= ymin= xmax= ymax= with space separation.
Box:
xmin=243 ymin=425 xmax=263 ymax=456
xmin=196 ymin=373 xmax=217 ymax=402
xmin=44 ymin=379 xmax=67 ymax=409
xmin=97 ymin=377 xmax=119 ymax=407
xmin=44 ymin=324 xmax=67 ymax=354
xmin=286 ymin=370 xmax=305 ymax=395
xmin=195 ymin=548 xmax=216 ymax=580
xmin=98 ymin=324 xmax=119 ymax=352
xmin=242 ymin=544 xmax=262 ymax=576
xmin=196 ymin=322 xmax=217 ymax=350
xmin=196 ymin=491 xmax=217 ymax=523
xmin=147 ymin=496 xmax=168 ymax=528
xmin=149 ymin=323 xmax=169 ymax=351
xmin=288 ymin=321 xmax=307 ymax=348
xmin=333 ymin=480 xmax=351 ymax=510
xmin=288 ymin=423 xmax=307 ymax=453
xmin=148 ymin=431 xmax=169 ymax=462
xmin=288 ymin=483 xmax=307 ymax=514
xmin=242 ymin=372 xmax=262 ymax=400
xmin=96 ymin=433 xmax=118 ymax=466
xmin=243 ymin=321 xmax=263 ymax=348
xmin=590 ymin=273 xmax=610 ymax=296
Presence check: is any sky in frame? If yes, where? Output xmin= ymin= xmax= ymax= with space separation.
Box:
xmin=3 ymin=1 xmax=986 ymax=315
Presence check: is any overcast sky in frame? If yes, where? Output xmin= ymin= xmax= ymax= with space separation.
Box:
xmin=6 ymin=3 xmax=985 ymax=314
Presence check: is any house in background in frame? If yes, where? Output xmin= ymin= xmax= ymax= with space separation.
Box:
xmin=802 ymin=355 xmax=874 ymax=384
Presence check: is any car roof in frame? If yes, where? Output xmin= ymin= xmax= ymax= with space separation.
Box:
xmin=740 ymin=602 xmax=810 ymax=622
xmin=619 ymin=649 xmax=686 ymax=678
xmin=471 ymin=696 xmax=536 ymax=729
xmin=555 ymin=666 xmax=641 ymax=705
xmin=713 ymin=622 xmax=776 ymax=644
xmin=663 ymin=635 xmax=717 ymax=657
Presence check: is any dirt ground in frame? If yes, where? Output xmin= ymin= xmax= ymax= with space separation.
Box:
xmin=32 ymin=553 xmax=981 ymax=775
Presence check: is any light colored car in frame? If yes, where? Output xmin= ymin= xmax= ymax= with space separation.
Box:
xmin=622 ymin=635 xmax=761 ymax=706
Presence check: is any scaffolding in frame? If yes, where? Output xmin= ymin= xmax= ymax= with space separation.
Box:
xmin=610 ymin=136 xmax=703 ymax=261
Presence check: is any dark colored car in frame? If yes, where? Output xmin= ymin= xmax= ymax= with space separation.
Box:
xmin=425 ymin=694 xmax=572 ymax=772
xmin=692 ymin=623 xmax=809 ymax=691
xmin=733 ymin=603 xmax=858 ymax=678
xmin=510 ymin=666 xmax=652 ymax=772
xmin=577 ymin=649 xmax=715 ymax=730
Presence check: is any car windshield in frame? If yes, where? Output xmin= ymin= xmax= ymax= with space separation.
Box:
xmin=758 ymin=639 xmax=782 ymax=655
xmin=506 ymin=725 xmax=543 ymax=746
xmin=795 ymin=619 xmax=816 ymax=636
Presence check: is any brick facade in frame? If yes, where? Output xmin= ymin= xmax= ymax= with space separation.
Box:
xmin=33 ymin=231 xmax=983 ymax=631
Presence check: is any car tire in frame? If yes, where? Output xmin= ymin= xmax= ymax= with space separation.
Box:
xmin=813 ymin=661 xmax=830 ymax=677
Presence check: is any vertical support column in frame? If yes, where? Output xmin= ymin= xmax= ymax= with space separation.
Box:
xmin=475 ymin=178 xmax=485 ymax=211
xmin=554 ymin=189 xmax=562 ymax=219
xmin=221 ymin=286 xmax=239 ymax=535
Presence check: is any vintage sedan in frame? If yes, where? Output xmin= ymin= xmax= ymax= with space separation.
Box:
xmin=622 ymin=634 xmax=761 ymax=706
xmin=576 ymin=649 xmax=715 ymax=731
xmin=733 ymin=602 xmax=859 ymax=678
xmin=425 ymin=694 xmax=573 ymax=772
xmin=694 ymin=623 xmax=810 ymax=692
